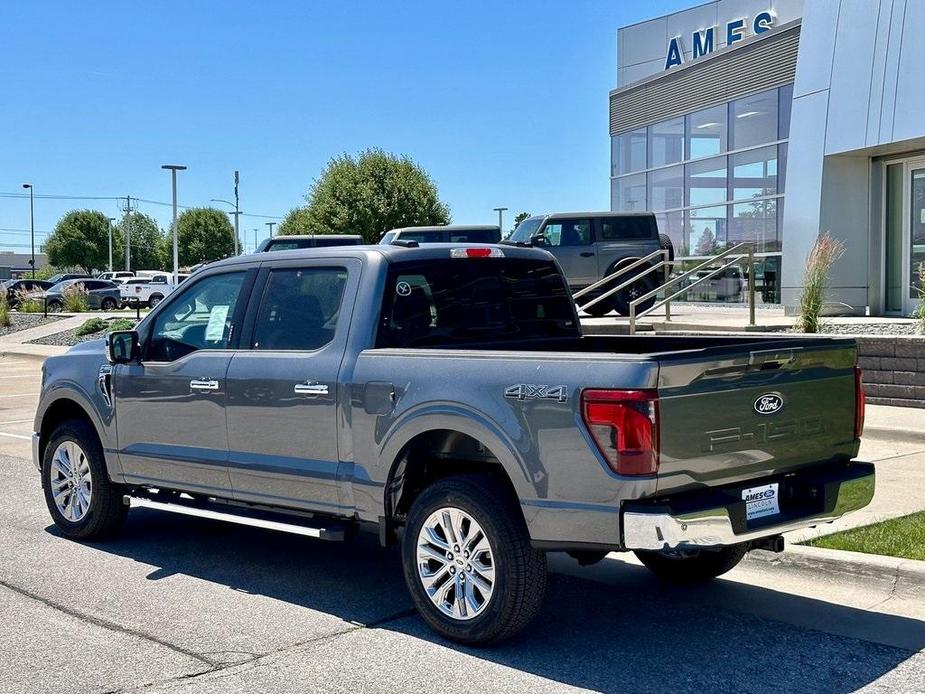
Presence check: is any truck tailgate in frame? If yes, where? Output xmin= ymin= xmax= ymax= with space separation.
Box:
xmin=656 ymin=339 xmax=861 ymax=495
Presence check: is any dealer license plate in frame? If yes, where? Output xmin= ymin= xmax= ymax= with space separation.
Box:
xmin=742 ymin=482 xmax=779 ymax=521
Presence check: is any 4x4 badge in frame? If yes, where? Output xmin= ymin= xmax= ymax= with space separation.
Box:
xmin=505 ymin=384 xmax=568 ymax=403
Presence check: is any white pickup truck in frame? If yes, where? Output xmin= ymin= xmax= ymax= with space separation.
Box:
xmin=119 ymin=273 xmax=188 ymax=308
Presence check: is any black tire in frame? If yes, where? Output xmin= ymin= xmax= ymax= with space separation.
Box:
xmin=101 ymin=297 xmax=117 ymax=311
xmin=634 ymin=543 xmax=748 ymax=583
xmin=148 ymin=294 xmax=163 ymax=308
xmin=401 ymin=474 xmax=547 ymax=644
xmin=658 ymin=233 xmax=675 ymax=263
xmin=612 ymin=275 xmax=656 ymax=316
xmin=41 ymin=419 xmax=127 ymax=540
xmin=580 ymin=298 xmax=613 ymax=317
xmin=47 ymin=300 xmax=63 ymax=313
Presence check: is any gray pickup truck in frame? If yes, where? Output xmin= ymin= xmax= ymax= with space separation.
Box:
xmin=32 ymin=243 xmax=874 ymax=644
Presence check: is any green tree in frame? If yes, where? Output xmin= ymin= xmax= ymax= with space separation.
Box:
xmin=286 ymin=148 xmax=450 ymax=242
xmin=114 ymin=212 xmax=165 ymax=271
xmin=44 ymin=210 xmax=113 ymax=273
xmin=174 ymin=207 xmax=236 ymax=267
xmin=513 ymin=212 xmax=531 ymax=228
xmin=278 ymin=207 xmax=312 ymax=236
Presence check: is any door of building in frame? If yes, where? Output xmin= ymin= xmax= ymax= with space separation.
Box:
xmin=883 ymin=159 xmax=925 ymax=315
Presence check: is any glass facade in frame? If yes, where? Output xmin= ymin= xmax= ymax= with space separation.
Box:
xmin=611 ymin=84 xmax=792 ymax=302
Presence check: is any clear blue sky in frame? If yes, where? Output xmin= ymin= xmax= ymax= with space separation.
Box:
xmin=0 ymin=0 xmax=691 ymax=254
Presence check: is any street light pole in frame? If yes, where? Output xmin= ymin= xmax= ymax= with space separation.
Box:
xmin=161 ymin=164 xmax=187 ymax=285
xmin=234 ymin=170 xmax=240 ymax=255
xmin=107 ymin=217 xmax=115 ymax=272
xmin=22 ymin=184 xmax=34 ymax=278
xmin=211 ymin=196 xmax=243 ymax=255
xmin=266 ymin=221 xmax=275 ymax=237
xmin=493 ymin=206 xmax=508 ymax=234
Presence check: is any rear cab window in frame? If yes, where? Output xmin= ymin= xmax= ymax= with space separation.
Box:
xmin=599 ymin=215 xmax=657 ymax=241
xmin=377 ymin=258 xmax=578 ymax=348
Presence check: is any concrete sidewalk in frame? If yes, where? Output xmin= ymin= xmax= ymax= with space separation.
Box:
xmin=0 ymin=311 xmax=128 ymax=361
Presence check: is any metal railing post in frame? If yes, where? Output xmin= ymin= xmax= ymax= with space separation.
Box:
xmin=748 ymin=245 xmax=756 ymax=327
xmin=664 ymin=249 xmax=671 ymax=322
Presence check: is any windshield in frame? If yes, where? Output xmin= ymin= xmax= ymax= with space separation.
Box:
xmin=377 ymin=258 xmax=578 ymax=348
xmin=506 ymin=217 xmax=543 ymax=244
xmin=1 ymin=280 xmax=13 ymax=289
xmin=48 ymin=279 xmax=76 ymax=292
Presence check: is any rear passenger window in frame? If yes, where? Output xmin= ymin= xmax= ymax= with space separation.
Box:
xmin=543 ymin=220 xmax=591 ymax=247
xmin=600 ymin=217 xmax=655 ymax=240
xmin=252 ymin=268 xmax=348 ymax=351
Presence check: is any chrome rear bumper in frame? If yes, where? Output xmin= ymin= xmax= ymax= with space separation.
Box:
xmin=623 ymin=463 xmax=875 ymax=551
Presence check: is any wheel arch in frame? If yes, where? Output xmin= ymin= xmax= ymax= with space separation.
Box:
xmin=379 ymin=411 xmax=535 ymax=538
xmin=37 ymin=395 xmax=107 ymax=472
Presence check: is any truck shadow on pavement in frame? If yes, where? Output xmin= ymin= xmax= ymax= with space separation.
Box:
xmin=56 ymin=509 xmax=925 ymax=693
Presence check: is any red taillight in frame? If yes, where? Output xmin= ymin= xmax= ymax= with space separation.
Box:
xmin=581 ymin=389 xmax=659 ymax=476
xmin=855 ymin=367 xmax=866 ymax=439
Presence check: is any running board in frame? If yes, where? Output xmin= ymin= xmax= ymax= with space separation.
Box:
xmin=124 ymin=494 xmax=347 ymax=541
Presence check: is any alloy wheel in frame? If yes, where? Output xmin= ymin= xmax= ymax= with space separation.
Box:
xmin=49 ymin=441 xmax=92 ymax=522
xmin=416 ymin=507 xmax=495 ymax=621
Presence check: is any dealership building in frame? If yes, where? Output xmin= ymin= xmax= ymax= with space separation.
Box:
xmin=611 ymin=0 xmax=925 ymax=315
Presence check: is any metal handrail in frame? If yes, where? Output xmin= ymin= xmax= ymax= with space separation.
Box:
xmin=573 ymin=248 xmax=669 ymax=300
xmin=628 ymin=242 xmax=756 ymax=334
xmin=580 ymin=258 xmax=670 ymax=312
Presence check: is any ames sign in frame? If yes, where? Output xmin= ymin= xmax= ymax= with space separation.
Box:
xmin=665 ymin=11 xmax=774 ymax=70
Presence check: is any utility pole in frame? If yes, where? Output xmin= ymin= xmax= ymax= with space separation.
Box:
xmin=107 ymin=218 xmax=115 ymax=272
xmin=493 ymin=206 xmax=508 ymax=234
xmin=266 ymin=221 xmax=275 ymax=237
xmin=254 ymin=228 xmax=259 ymax=253
xmin=21 ymin=184 xmax=34 ymax=278
xmin=161 ymin=164 xmax=187 ymax=285
xmin=121 ymin=197 xmax=136 ymax=271
xmin=234 ymin=170 xmax=240 ymax=255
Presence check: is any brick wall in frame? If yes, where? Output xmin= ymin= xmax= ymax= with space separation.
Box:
xmin=857 ymin=336 xmax=925 ymax=409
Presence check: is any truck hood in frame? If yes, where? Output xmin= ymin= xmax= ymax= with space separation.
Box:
xmin=67 ymin=338 xmax=107 ymax=355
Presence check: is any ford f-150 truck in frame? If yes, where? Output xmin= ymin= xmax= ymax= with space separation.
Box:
xmin=32 ymin=243 xmax=874 ymax=644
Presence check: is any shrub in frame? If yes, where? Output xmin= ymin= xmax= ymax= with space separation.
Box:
xmin=14 ymin=289 xmax=42 ymax=313
xmin=76 ymin=317 xmax=109 ymax=336
xmin=107 ymin=318 xmax=137 ymax=333
xmin=913 ymin=262 xmax=925 ymax=334
xmin=0 ymin=292 xmax=9 ymax=328
xmin=795 ymin=232 xmax=846 ymax=333
xmin=62 ymin=283 xmax=89 ymax=313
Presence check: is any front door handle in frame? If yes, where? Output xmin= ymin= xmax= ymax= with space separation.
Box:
xmin=579 ymin=251 xmax=595 ymax=257
xmin=294 ymin=381 xmax=329 ymax=396
xmin=190 ymin=379 xmax=219 ymax=392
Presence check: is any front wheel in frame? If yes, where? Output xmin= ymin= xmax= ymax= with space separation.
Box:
xmin=634 ymin=543 xmax=748 ymax=583
xmin=42 ymin=420 xmax=127 ymax=540
xmin=401 ymin=475 xmax=547 ymax=644
xmin=148 ymin=294 xmax=163 ymax=308
xmin=100 ymin=297 xmax=117 ymax=311
xmin=46 ymin=300 xmax=63 ymax=313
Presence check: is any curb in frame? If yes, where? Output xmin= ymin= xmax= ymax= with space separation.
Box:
xmin=747 ymin=543 xmax=925 ymax=594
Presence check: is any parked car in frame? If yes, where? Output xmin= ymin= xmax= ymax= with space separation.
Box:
xmin=43 ymin=279 xmax=121 ymax=312
xmin=46 ymin=272 xmax=91 ymax=285
xmin=98 ymin=271 xmax=135 ymax=284
xmin=503 ymin=212 xmax=674 ymax=317
xmin=33 ymin=243 xmax=873 ymax=645
xmin=119 ymin=274 xmax=176 ymax=308
xmin=256 ymin=234 xmax=364 ymax=252
xmin=380 ymin=225 xmax=501 ymax=245
xmin=2 ymin=279 xmax=53 ymax=308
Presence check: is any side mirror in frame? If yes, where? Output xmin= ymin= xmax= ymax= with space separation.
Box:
xmin=107 ymin=330 xmax=140 ymax=364
xmin=531 ymin=233 xmax=546 ymax=247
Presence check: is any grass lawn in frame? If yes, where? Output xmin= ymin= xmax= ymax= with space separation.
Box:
xmin=804 ymin=511 xmax=925 ymax=561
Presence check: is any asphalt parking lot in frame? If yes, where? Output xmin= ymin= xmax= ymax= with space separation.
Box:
xmin=1 ymin=354 xmax=924 ymax=693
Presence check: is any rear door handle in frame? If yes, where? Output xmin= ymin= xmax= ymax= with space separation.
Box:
xmin=579 ymin=252 xmax=595 ymax=257
xmin=294 ymin=382 xmax=329 ymax=396
xmin=190 ymin=379 xmax=219 ymax=392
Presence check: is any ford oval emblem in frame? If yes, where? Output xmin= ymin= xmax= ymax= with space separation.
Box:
xmin=754 ymin=393 xmax=784 ymax=415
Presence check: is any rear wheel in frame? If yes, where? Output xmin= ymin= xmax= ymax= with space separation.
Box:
xmin=41 ymin=420 xmax=127 ymax=540
xmin=401 ymin=474 xmax=547 ymax=644
xmin=47 ymin=300 xmax=63 ymax=313
xmin=580 ymin=298 xmax=613 ymax=317
xmin=148 ymin=294 xmax=164 ymax=308
xmin=101 ymin=297 xmax=117 ymax=311
xmin=634 ymin=543 xmax=748 ymax=583
xmin=613 ymin=275 xmax=656 ymax=316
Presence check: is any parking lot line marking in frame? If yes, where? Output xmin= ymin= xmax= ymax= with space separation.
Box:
xmin=0 ymin=419 xmax=32 ymax=426
xmin=0 ymin=432 xmax=30 ymax=440
xmin=0 ymin=393 xmax=38 ymax=399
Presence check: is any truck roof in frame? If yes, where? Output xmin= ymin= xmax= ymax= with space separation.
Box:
xmin=202 ymin=243 xmax=553 ymax=271
xmin=542 ymin=211 xmax=656 ymax=220
xmin=388 ymin=225 xmax=501 ymax=234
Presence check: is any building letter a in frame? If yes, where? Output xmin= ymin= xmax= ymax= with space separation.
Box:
xmin=692 ymin=27 xmax=714 ymax=59
xmin=665 ymin=37 xmax=683 ymax=69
